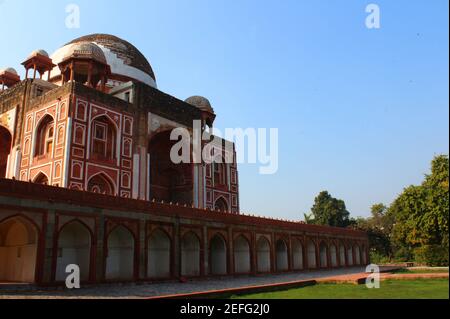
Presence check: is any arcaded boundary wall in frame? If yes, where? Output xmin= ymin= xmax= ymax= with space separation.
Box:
xmin=0 ymin=178 xmax=368 ymax=285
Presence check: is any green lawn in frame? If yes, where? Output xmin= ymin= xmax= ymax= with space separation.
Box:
xmin=390 ymin=268 xmax=449 ymax=274
xmin=232 ymin=279 xmax=449 ymax=299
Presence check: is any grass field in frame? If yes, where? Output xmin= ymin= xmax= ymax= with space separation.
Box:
xmin=390 ymin=268 xmax=449 ymax=274
xmin=232 ymin=279 xmax=449 ymax=299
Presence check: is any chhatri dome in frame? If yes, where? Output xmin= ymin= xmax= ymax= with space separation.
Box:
xmin=61 ymin=42 xmax=107 ymax=64
xmin=47 ymin=33 xmax=157 ymax=88
xmin=0 ymin=67 xmax=18 ymax=75
xmin=185 ymin=95 xmax=215 ymax=114
xmin=27 ymin=49 xmax=49 ymax=59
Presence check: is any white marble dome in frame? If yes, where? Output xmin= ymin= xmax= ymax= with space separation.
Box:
xmin=46 ymin=34 xmax=157 ymax=88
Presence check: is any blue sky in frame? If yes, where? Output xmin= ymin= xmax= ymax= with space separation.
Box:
xmin=1 ymin=0 xmax=448 ymax=220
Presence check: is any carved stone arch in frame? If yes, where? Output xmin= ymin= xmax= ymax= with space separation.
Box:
xmin=33 ymin=171 xmax=49 ymax=185
xmin=87 ymin=172 xmax=117 ymax=196
xmin=214 ymin=196 xmax=229 ymax=212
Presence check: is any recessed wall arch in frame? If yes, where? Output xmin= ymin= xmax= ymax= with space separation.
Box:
xmin=147 ymin=228 xmax=171 ymax=278
xmin=256 ymin=236 xmax=271 ymax=273
xmin=234 ymin=235 xmax=251 ymax=274
xmin=291 ymin=238 xmax=304 ymax=270
xmin=319 ymin=240 xmax=328 ymax=268
xmin=181 ymin=231 xmax=201 ymax=277
xmin=87 ymin=172 xmax=116 ymax=196
xmin=307 ymin=239 xmax=317 ymax=269
xmin=33 ymin=114 xmax=55 ymax=158
xmin=214 ymin=196 xmax=229 ymax=213
xmin=105 ymin=225 xmax=135 ymax=280
xmin=33 ymin=171 xmax=49 ymax=185
xmin=275 ymin=239 xmax=289 ymax=272
xmin=89 ymin=114 xmax=120 ymax=162
xmin=55 ymin=220 xmax=92 ymax=282
xmin=0 ymin=215 xmax=39 ymax=282
xmin=209 ymin=233 xmax=227 ymax=275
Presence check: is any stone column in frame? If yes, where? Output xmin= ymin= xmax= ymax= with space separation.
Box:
xmin=173 ymin=218 xmax=181 ymax=278
xmin=202 ymin=226 xmax=208 ymax=276
xmin=251 ymin=231 xmax=257 ymax=275
xmin=41 ymin=210 xmax=56 ymax=284
xmin=227 ymin=227 xmax=233 ymax=274
xmin=96 ymin=214 xmax=105 ymax=282
xmin=139 ymin=219 xmax=146 ymax=279
xmin=303 ymin=234 xmax=309 ymax=270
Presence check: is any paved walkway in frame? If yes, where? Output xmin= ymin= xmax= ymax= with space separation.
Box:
xmin=2 ymin=267 xmax=447 ymax=299
xmin=0 ymin=267 xmax=367 ymax=299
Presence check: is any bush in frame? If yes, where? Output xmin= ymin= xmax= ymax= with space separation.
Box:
xmin=369 ymin=251 xmax=391 ymax=264
xmin=393 ymin=247 xmax=414 ymax=262
xmin=414 ymin=245 xmax=449 ymax=266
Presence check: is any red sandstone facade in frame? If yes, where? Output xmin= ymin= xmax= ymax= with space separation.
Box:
xmin=0 ymin=34 xmax=368 ymax=285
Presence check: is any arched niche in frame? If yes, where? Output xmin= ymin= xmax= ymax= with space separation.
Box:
xmin=292 ymin=239 xmax=304 ymax=270
xmin=256 ymin=236 xmax=271 ymax=273
xmin=147 ymin=229 xmax=171 ymax=278
xmin=234 ymin=235 xmax=251 ymax=274
xmin=210 ymin=234 xmax=227 ymax=275
xmin=307 ymin=241 xmax=317 ymax=269
xmin=275 ymin=239 xmax=289 ymax=272
xmin=181 ymin=232 xmax=201 ymax=277
xmin=0 ymin=216 xmax=38 ymax=282
xmin=319 ymin=242 xmax=328 ymax=268
xmin=56 ymin=221 xmax=91 ymax=281
xmin=105 ymin=226 xmax=135 ymax=280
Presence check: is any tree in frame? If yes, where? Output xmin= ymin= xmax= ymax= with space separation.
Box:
xmin=306 ymin=191 xmax=352 ymax=227
xmin=389 ymin=155 xmax=449 ymax=265
xmin=353 ymin=204 xmax=392 ymax=259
